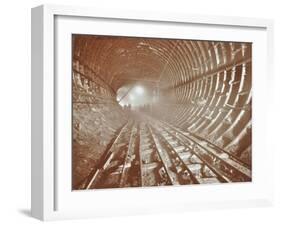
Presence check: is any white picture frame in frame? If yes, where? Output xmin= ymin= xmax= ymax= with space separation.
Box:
xmin=31 ymin=4 xmax=274 ymax=221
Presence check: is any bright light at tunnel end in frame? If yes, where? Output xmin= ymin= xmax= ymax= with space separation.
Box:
xmin=134 ymin=86 xmax=144 ymax=95
xmin=117 ymin=85 xmax=147 ymax=107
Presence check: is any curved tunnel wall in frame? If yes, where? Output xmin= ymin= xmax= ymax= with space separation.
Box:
xmin=72 ymin=35 xmax=252 ymax=188
xmin=155 ymin=42 xmax=252 ymax=165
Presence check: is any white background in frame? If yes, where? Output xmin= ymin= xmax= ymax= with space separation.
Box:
xmin=0 ymin=0 xmax=280 ymax=225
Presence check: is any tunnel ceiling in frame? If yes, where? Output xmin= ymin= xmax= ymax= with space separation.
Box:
xmin=73 ymin=35 xmax=250 ymax=92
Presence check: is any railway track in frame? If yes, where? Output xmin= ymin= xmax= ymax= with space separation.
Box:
xmin=147 ymin=123 xmax=223 ymax=185
xmin=79 ymin=120 xmax=141 ymax=189
xmin=139 ymin=122 xmax=173 ymax=186
xmin=148 ymin=117 xmax=251 ymax=183
xmin=78 ymin=115 xmax=251 ymax=190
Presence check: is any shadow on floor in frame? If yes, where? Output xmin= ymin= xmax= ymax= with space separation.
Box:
xmin=18 ymin=209 xmax=32 ymax=217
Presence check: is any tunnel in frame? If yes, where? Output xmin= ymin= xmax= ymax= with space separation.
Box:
xmin=72 ymin=34 xmax=252 ymax=189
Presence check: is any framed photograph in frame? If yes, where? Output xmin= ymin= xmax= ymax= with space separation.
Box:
xmin=31 ymin=4 xmax=274 ymax=221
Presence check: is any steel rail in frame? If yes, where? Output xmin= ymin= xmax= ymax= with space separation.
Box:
xmin=162 ymin=119 xmax=251 ymax=169
xmin=119 ymin=123 xmax=138 ymax=187
xmin=157 ymin=121 xmax=251 ymax=181
xmin=149 ymin=122 xmax=229 ymax=183
xmin=150 ymin=125 xmax=201 ymax=185
xmin=144 ymin=124 xmax=175 ymax=185
xmin=79 ymin=121 xmax=131 ymax=189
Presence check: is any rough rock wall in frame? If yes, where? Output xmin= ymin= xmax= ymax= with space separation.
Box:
xmin=72 ymin=61 xmax=127 ymax=188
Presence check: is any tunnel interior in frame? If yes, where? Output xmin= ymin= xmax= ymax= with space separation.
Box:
xmin=72 ymin=34 xmax=252 ymax=189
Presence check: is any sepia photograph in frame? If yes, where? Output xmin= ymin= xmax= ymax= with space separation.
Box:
xmin=72 ymin=34 xmax=252 ymax=190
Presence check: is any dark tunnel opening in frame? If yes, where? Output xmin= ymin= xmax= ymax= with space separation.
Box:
xmin=72 ymin=34 xmax=252 ymax=190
